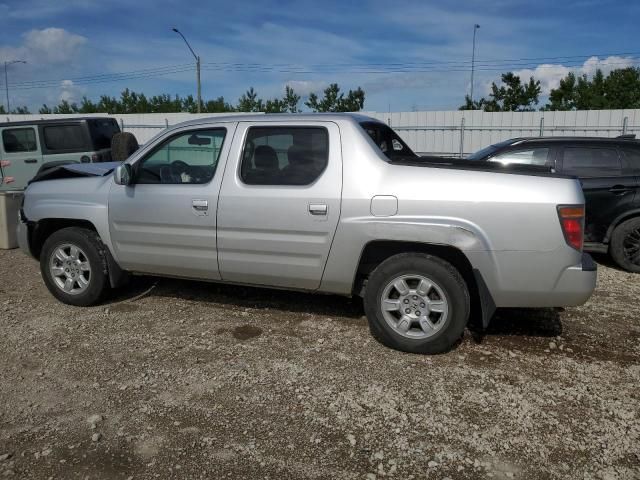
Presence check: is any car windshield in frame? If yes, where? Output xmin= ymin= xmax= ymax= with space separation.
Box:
xmin=359 ymin=121 xmax=417 ymax=160
xmin=467 ymin=139 xmax=514 ymax=161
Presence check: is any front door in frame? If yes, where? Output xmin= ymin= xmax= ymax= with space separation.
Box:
xmin=108 ymin=125 xmax=234 ymax=279
xmin=559 ymin=145 xmax=637 ymax=243
xmin=0 ymin=126 xmax=43 ymax=190
xmin=217 ymin=122 xmax=342 ymax=290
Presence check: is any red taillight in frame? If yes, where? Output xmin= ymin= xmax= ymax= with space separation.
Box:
xmin=91 ymin=153 xmax=101 ymax=162
xmin=3 ymin=176 xmax=15 ymax=184
xmin=0 ymin=160 xmax=10 ymax=168
xmin=558 ymin=206 xmax=584 ymax=251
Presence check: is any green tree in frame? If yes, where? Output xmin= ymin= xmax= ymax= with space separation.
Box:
xmin=546 ymin=67 xmax=640 ymax=110
xmin=305 ymin=83 xmax=366 ymax=112
xmin=458 ymin=95 xmax=486 ymax=110
xmin=0 ymin=105 xmax=5 ymax=114
xmin=203 ymin=96 xmax=235 ymax=113
xmin=78 ymin=96 xmax=98 ymax=113
xmin=237 ymin=87 xmax=264 ymax=112
xmin=39 ymin=104 xmax=53 ymax=114
xmin=283 ymin=85 xmax=301 ymax=113
xmin=460 ymin=73 xmax=541 ymax=111
xmin=53 ymin=100 xmax=78 ymax=114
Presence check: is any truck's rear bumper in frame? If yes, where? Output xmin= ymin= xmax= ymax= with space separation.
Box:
xmin=468 ymin=250 xmax=597 ymax=308
xmin=549 ymin=253 xmax=597 ymax=306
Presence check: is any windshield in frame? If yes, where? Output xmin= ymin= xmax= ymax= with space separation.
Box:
xmin=359 ymin=121 xmax=417 ymax=160
xmin=467 ymin=139 xmax=514 ymax=161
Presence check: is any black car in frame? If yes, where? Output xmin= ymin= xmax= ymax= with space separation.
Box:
xmin=467 ymin=135 xmax=640 ymax=272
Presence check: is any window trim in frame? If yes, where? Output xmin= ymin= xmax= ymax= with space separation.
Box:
xmin=238 ymin=125 xmax=330 ymax=187
xmin=2 ymin=127 xmax=38 ymax=154
xmin=38 ymin=122 xmax=92 ymax=154
xmin=132 ymin=126 xmax=227 ymax=186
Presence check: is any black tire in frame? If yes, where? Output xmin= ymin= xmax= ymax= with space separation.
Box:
xmin=40 ymin=227 xmax=110 ymax=306
xmin=609 ymin=217 xmax=640 ymax=273
xmin=111 ymin=132 xmax=139 ymax=162
xmin=364 ymin=253 xmax=470 ymax=354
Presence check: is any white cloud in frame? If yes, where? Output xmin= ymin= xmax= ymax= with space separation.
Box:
xmin=58 ymin=79 xmax=84 ymax=104
xmin=509 ymin=56 xmax=637 ymax=95
xmin=22 ymin=28 xmax=87 ymax=64
xmin=283 ymin=80 xmax=328 ymax=97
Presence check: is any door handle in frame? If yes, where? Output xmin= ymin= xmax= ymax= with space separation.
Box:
xmin=609 ymin=185 xmax=632 ymax=195
xmin=308 ymin=203 xmax=328 ymax=216
xmin=192 ymin=199 xmax=208 ymax=211
xmin=24 ymin=158 xmax=38 ymax=164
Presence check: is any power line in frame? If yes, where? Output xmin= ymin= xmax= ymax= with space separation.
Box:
xmin=2 ymin=52 xmax=639 ymax=91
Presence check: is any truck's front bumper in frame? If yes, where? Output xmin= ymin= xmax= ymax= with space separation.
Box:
xmin=16 ymin=211 xmax=34 ymax=259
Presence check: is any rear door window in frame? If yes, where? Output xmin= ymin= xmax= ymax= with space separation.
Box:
xmin=43 ymin=124 xmax=90 ymax=152
xmin=2 ymin=128 xmax=38 ymax=153
xmin=240 ymin=127 xmax=329 ymax=185
xmin=489 ymin=147 xmax=550 ymax=166
xmin=561 ymin=147 xmax=622 ymax=177
xmin=88 ymin=119 xmax=120 ymax=150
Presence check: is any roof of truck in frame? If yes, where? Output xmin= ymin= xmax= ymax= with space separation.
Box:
xmin=168 ymin=112 xmax=382 ymax=129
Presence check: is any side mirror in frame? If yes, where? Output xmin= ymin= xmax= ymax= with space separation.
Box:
xmin=114 ymin=164 xmax=133 ymax=186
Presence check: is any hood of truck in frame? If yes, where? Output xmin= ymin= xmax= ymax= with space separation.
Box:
xmin=29 ymin=161 xmax=121 ymax=184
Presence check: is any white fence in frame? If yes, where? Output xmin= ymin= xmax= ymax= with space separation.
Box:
xmin=3 ymin=109 xmax=639 ymax=156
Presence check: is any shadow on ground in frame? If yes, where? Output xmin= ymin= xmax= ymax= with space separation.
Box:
xmin=108 ymin=275 xmax=564 ymax=342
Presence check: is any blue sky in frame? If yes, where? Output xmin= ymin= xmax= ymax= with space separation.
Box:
xmin=0 ymin=0 xmax=639 ymax=112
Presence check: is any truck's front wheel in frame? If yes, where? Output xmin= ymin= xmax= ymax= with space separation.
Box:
xmin=40 ymin=227 xmax=109 ymax=306
xmin=364 ymin=253 xmax=470 ymax=354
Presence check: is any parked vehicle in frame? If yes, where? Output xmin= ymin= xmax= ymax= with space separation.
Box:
xmin=0 ymin=117 xmax=120 ymax=190
xmin=466 ymin=136 xmax=640 ymax=272
xmin=17 ymin=114 xmax=596 ymax=354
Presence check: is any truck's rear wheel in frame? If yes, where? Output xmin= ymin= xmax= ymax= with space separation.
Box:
xmin=40 ymin=227 xmax=109 ymax=306
xmin=610 ymin=217 xmax=640 ymax=273
xmin=364 ymin=253 xmax=470 ymax=354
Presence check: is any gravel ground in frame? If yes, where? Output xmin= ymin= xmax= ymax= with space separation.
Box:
xmin=0 ymin=249 xmax=638 ymax=480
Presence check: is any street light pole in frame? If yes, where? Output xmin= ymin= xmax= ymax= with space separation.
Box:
xmin=171 ymin=28 xmax=202 ymax=113
xmin=470 ymin=24 xmax=480 ymax=104
xmin=4 ymin=60 xmax=26 ymax=113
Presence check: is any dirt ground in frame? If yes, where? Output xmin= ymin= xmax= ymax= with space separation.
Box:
xmin=0 ymin=249 xmax=638 ymax=480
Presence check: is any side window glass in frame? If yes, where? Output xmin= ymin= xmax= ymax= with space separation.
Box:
xmin=2 ymin=128 xmax=37 ymax=153
xmin=43 ymin=125 xmax=89 ymax=151
xmin=240 ymin=127 xmax=329 ymax=185
xmin=136 ymin=129 xmax=226 ymax=185
xmin=623 ymin=148 xmax=640 ymax=173
xmin=490 ymin=148 xmax=549 ymax=166
xmin=562 ymin=147 xmax=621 ymax=177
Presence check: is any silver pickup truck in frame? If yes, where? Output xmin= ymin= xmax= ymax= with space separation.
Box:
xmin=17 ymin=113 xmax=597 ymax=354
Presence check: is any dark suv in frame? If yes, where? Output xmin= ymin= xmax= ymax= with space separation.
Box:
xmin=467 ymin=135 xmax=640 ymax=272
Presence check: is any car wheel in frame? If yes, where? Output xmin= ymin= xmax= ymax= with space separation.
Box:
xmin=609 ymin=217 xmax=640 ymax=273
xmin=364 ymin=253 xmax=470 ymax=354
xmin=40 ymin=227 xmax=110 ymax=306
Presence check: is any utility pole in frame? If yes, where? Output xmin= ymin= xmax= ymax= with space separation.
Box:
xmin=4 ymin=60 xmax=26 ymax=113
xmin=172 ymin=28 xmax=202 ymax=113
xmin=470 ymin=24 xmax=480 ymax=104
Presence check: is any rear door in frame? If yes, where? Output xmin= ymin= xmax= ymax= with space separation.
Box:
xmin=38 ymin=122 xmax=93 ymax=167
xmin=558 ymin=145 xmax=636 ymax=243
xmin=217 ymin=121 xmax=342 ymax=289
xmin=0 ymin=126 xmax=43 ymax=190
